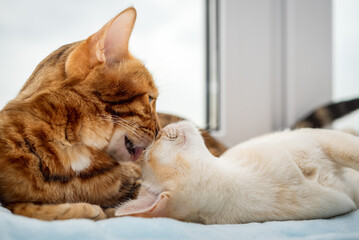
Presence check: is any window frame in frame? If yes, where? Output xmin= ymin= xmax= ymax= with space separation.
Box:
xmin=213 ymin=0 xmax=332 ymax=147
xmin=205 ymin=0 xmax=221 ymax=131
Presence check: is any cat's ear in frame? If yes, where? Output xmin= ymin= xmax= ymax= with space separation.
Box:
xmin=66 ymin=7 xmax=136 ymax=78
xmin=91 ymin=7 xmax=137 ymax=63
xmin=115 ymin=186 xmax=170 ymax=218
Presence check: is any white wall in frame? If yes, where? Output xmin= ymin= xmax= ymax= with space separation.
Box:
xmin=284 ymin=0 xmax=332 ymax=127
xmin=216 ymin=0 xmax=332 ymax=147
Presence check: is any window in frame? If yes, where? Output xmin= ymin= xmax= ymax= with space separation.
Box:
xmin=333 ymin=0 xmax=359 ymax=131
xmin=213 ymin=0 xmax=333 ymax=146
xmin=333 ymin=0 xmax=359 ymax=101
xmin=0 ymin=0 xmax=215 ymax=129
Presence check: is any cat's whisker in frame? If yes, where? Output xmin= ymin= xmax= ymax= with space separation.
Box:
xmin=115 ymin=122 xmax=143 ymax=139
xmin=95 ymin=114 xmax=144 ymax=139
xmin=114 ymin=118 xmax=141 ymax=131
xmin=115 ymin=119 xmax=144 ymax=139
xmin=119 ymin=119 xmax=147 ymax=136
xmin=117 ymin=118 xmax=139 ymax=128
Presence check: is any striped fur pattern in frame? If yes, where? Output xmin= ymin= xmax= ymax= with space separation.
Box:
xmin=293 ymin=98 xmax=359 ymax=129
xmin=0 ymin=8 xmax=160 ymax=220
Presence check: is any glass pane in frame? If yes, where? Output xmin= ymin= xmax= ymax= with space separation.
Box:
xmin=333 ymin=0 xmax=359 ymax=130
xmin=333 ymin=0 xmax=359 ymax=100
xmin=0 ymin=0 xmax=206 ymax=127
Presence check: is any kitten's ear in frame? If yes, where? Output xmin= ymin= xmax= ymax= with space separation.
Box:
xmin=66 ymin=7 xmax=136 ymax=78
xmin=115 ymin=186 xmax=170 ymax=218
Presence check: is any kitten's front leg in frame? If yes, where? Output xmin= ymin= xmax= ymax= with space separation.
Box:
xmin=313 ymin=129 xmax=359 ymax=170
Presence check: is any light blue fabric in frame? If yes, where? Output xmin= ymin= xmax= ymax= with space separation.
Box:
xmin=0 ymin=206 xmax=358 ymax=240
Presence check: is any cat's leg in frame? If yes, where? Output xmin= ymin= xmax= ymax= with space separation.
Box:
xmin=6 ymin=202 xmax=107 ymax=221
xmin=311 ymin=129 xmax=359 ymax=207
xmin=104 ymin=207 xmax=117 ymax=218
xmin=311 ymin=129 xmax=359 ymax=170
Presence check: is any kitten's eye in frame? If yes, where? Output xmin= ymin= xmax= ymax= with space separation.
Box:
xmin=149 ymin=96 xmax=153 ymax=104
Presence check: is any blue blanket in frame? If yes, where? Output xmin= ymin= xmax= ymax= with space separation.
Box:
xmin=1 ymin=206 xmax=358 ymax=240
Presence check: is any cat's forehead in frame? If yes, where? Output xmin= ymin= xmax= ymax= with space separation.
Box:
xmin=101 ymin=58 xmax=158 ymax=94
xmin=119 ymin=60 xmax=157 ymax=91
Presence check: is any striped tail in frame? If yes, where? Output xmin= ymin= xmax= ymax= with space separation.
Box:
xmin=293 ymin=98 xmax=359 ymax=129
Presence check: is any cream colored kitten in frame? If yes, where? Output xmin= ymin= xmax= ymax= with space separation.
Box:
xmin=115 ymin=121 xmax=359 ymax=224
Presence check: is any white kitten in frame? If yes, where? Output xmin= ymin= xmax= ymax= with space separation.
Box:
xmin=115 ymin=121 xmax=359 ymax=224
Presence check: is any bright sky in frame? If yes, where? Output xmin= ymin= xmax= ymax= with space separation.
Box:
xmin=0 ymin=0 xmax=206 ymax=127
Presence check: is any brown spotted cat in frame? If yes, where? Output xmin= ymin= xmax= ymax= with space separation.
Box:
xmin=0 ymin=7 xmax=160 ymax=220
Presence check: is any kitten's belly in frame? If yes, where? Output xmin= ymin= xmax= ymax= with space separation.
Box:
xmin=220 ymin=131 xmax=358 ymax=222
xmin=222 ymin=130 xmax=359 ymax=187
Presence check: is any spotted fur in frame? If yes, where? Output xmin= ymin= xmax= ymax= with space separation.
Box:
xmin=0 ymin=7 xmax=160 ymax=220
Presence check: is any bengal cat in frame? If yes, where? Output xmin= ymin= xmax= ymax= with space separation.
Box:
xmin=0 ymin=7 xmax=160 ymax=220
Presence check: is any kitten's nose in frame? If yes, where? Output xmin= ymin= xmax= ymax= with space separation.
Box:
xmin=166 ymin=127 xmax=179 ymax=139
